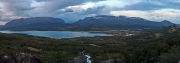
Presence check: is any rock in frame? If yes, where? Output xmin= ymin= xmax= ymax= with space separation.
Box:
xmin=26 ymin=47 xmax=40 ymax=52
xmin=16 ymin=53 xmax=42 ymax=63
xmin=101 ymin=59 xmax=122 ymax=63
xmin=0 ymin=53 xmax=42 ymax=63
xmin=0 ymin=54 xmax=14 ymax=63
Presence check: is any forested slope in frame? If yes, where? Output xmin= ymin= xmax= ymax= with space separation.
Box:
xmin=0 ymin=25 xmax=179 ymax=63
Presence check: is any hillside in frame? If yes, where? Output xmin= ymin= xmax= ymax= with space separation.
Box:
xmin=120 ymin=25 xmax=180 ymax=63
xmin=0 ymin=15 xmax=175 ymax=31
xmin=73 ymin=15 xmax=174 ymax=30
xmin=1 ymin=17 xmax=66 ymax=30
xmin=0 ymin=25 xmax=180 ymax=63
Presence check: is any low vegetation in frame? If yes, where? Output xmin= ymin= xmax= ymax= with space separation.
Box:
xmin=0 ymin=25 xmax=180 ymax=63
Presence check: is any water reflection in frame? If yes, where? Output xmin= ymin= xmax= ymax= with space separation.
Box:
xmin=0 ymin=31 xmax=111 ymax=39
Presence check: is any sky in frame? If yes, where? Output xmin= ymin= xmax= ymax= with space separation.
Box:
xmin=0 ymin=0 xmax=180 ymax=25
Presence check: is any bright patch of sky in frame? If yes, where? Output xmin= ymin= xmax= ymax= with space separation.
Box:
xmin=0 ymin=21 xmax=6 ymax=25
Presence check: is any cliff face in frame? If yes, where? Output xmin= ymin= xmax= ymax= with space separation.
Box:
xmin=0 ymin=53 xmax=42 ymax=63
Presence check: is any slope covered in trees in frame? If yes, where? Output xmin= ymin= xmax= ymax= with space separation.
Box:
xmin=0 ymin=25 xmax=179 ymax=63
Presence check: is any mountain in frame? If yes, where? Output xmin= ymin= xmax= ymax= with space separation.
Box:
xmin=1 ymin=17 xmax=66 ymax=30
xmin=0 ymin=15 xmax=175 ymax=31
xmin=153 ymin=24 xmax=180 ymax=33
xmin=0 ymin=24 xmax=180 ymax=63
xmin=74 ymin=15 xmax=174 ymax=30
xmin=0 ymin=25 xmax=3 ymax=28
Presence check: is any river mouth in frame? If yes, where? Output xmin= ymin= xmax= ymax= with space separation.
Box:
xmin=0 ymin=30 xmax=112 ymax=39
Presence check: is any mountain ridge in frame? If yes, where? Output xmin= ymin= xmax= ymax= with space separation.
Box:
xmin=0 ymin=22 xmax=179 ymax=63
xmin=73 ymin=15 xmax=174 ymax=30
xmin=1 ymin=17 xmax=66 ymax=30
xmin=0 ymin=15 xmax=175 ymax=30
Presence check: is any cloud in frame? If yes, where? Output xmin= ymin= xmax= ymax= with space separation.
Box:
xmin=110 ymin=9 xmax=180 ymax=24
xmin=120 ymin=0 xmax=180 ymax=11
xmin=0 ymin=0 xmax=180 ymax=25
xmin=82 ymin=6 xmax=107 ymax=15
xmin=121 ymin=2 xmax=165 ymax=10
xmin=0 ymin=21 xmax=6 ymax=25
xmin=0 ymin=0 xmax=34 ymax=15
xmin=35 ymin=0 xmax=105 ymax=2
xmin=0 ymin=0 xmax=105 ymax=22
xmin=108 ymin=0 xmax=180 ymax=24
xmin=0 ymin=0 xmax=35 ymax=23
xmin=56 ymin=6 xmax=110 ymax=22
xmin=34 ymin=0 xmax=105 ymax=13
xmin=64 ymin=8 xmax=74 ymax=12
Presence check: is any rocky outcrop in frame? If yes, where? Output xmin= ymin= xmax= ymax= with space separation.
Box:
xmin=0 ymin=53 xmax=42 ymax=63
xmin=16 ymin=53 xmax=42 ymax=63
xmin=101 ymin=59 xmax=122 ymax=63
xmin=0 ymin=54 xmax=14 ymax=63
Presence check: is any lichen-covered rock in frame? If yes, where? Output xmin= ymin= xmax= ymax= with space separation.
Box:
xmin=16 ymin=53 xmax=42 ymax=63
xmin=0 ymin=54 xmax=14 ymax=63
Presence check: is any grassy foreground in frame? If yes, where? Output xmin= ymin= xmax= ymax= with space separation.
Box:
xmin=0 ymin=25 xmax=180 ymax=63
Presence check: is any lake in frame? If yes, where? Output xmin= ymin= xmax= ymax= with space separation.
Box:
xmin=0 ymin=31 xmax=112 ymax=39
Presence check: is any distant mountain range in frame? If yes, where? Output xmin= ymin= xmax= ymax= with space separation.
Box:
xmin=0 ymin=25 xmax=3 ymax=29
xmin=74 ymin=15 xmax=174 ymax=30
xmin=1 ymin=17 xmax=66 ymax=30
xmin=0 ymin=15 xmax=175 ymax=31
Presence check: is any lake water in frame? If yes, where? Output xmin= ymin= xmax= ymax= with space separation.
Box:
xmin=0 ymin=31 xmax=112 ymax=39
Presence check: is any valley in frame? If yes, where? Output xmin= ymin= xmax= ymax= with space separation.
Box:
xmin=0 ymin=0 xmax=180 ymax=63
xmin=0 ymin=25 xmax=180 ymax=63
xmin=0 ymin=15 xmax=179 ymax=63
